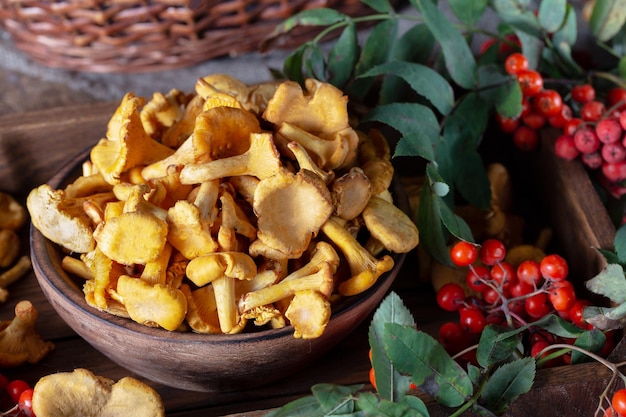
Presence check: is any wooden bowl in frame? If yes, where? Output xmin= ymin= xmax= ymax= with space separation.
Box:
xmin=30 ymin=148 xmax=407 ymax=393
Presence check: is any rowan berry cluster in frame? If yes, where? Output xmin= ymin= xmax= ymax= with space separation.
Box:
xmin=495 ymin=52 xmax=626 ymax=194
xmin=435 ymin=239 xmax=615 ymax=368
xmin=0 ymin=374 xmax=35 ymax=417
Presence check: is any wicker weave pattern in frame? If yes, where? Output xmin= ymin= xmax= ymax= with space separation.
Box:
xmin=0 ymin=0 xmax=376 ymax=72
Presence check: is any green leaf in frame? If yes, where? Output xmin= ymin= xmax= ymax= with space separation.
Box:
xmin=261 ymin=8 xmax=348 ymax=51
xmin=584 ymin=304 xmax=626 ymax=330
xmin=304 ymin=43 xmax=327 ymax=81
xmin=619 ymin=56 xmax=626 ymax=80
xmin=348 ymin=19 xmax=398 ymax=100
xmin=379 ymin=24 xmax=437 ymax=104
xmin=572 ymin=329 xmax=606 ymax=364
xmin=283 ymin=45 xmax=307 ymax=85
xmin=491 ymin=0 xmax=542 ymax=38
xmin=312 ymin=384 xmax=360 ymax=414
xmin=359 ymin=61 xmax=454 ymax=115
xmin=467 ymin=364 xmax=482 ymax=386
xmin=516 ymin=29 xmax=544 ymax=70
xmin=263 ymin=394 xmax=325 ymax=417
xmin=551 ymin=4 xmax=578 ymax=47
xmin=426 ymin=165 xmax=474 ymax=248
xmin=417 ymin=180 xmax=450 ymax=265
xmin=589 ymin=0 xmax=626 ymax=42
xmin=361 ymin=103 xmax=439 ymax=162
xmin=476 ymin=325 xmax=521 ymax=368
xmin=327 ymin=22 xmax=359 ymax=88
xmin=480 ymin=357 xmax=535 ymax=414
xmin=586 ymin=263 xmax=626 ymax=304
xmin=369 ymin=292 xmax=416 ymax=401
xmin=615 ymin=224 xmax=626 ymax=264
xmin=437 ymin=93 xmax=491 ymax=210
xmin=384 ymin=324 xmax=473 ymax=407
xmin=448 ymin=0 xmax=488 ymax=26
xmin=410 ymin=0 xmax=477 ymax=89
xmin=538 ymin=0 xmax=567 ymax=33
xmin=356 ymin=392 xmax=429 ymax=417
xmin=479 ymin=67 xmax=523 ymax=119
xmin=361 ymin=0 xmax=394 ymax=13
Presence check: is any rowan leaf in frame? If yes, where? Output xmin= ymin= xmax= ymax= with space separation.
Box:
xmin=410 ymin=0 xmax=477 ymax=89
xmin=356 ymin=392 xmax=429 ymax=417
xmin=384 ymin=324 xmax=473 ymax=408
xmin=586 ymin=263 xmax=626 ymax=304
xmin=538 ymin=0 xmax=567 ymax=33
xmin=448 ymin=0 xmax=488 ymax=25
xmin=369 ymin=292 xmax=415 ymax=401
xmin=361 ymin=102 xmax=439 ymax=162
xmin=476 ymin=325 xmax=522 ymax=368
xmin=359 ymin=61 xmax=454 ymax=115
xmin=327 ymin=22 xmax=358 ymax=88
xmin=480 ymin=357 xmax=535 ymax=414
xmin=589 ymin=0 xmax=626 ymax=42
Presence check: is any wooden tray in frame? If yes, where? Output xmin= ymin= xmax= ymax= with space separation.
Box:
xmin=0 ymin=104 xmax=622 ymax=416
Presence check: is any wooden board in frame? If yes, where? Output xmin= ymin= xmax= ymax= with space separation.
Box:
xmin=0 ymin=103 xmax=622 ymax=416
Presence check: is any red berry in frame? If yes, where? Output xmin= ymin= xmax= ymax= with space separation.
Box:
xmin=490 ymin=261 xmax=516 ymax=289
xmin=436 ymin=283 xmax=466 ymax=312
xmin=596 ymin=118 xmax=623 ymax=143
xmin=509 ymin=280 xmax=534 ymax=298
xmin=496 ymin=113 xmax=520 ymax=133
xmin=612 ymin=388 xmax=626 ymax=417
xmin=513 ymin=125 xmax=539 ymax=151
xmin=554 ymin=134 xmax=580 ymax=161
xmin=18 ymin=388 xmax=34 ymax=417
xmin=522 ymin=111 xmax=547 ymax=129
xmin=581 ymin=100 xmax=607 ymax=121
xmin=479 ymin=38 xmax=497 ymax=55
xmin=540 ymin=254 xmax=569 ymax=281
xmin=563 ymin=118 xmax=584 ymax=136
xmin=504 ymin=52 xmax=529 ymax=75
xmin=525 ymin=292 xmax=552 ymax=319
xmin=483 ymin=287 xmax=501 ymax=305
xmin=450 ymin=241 xmax=479 ymax=267
xmin=516 ymin=69 xmax=544 ymax=97
xmin=569 ymin=299 xmax=592 ymax=329
xmin=619 ymin=111 xmax=626 ymax=131
xmin=534 ymin=89 xmax=563 ymax=117
xmin=548 ymin=104 xmax=572 ymax=128
xmin=548 ymin=280 xmax=576 ymax=312
xmin=582 ymin=151 xmax=604 ymax=169
xmin=571 ymin=83 xmax=596 ymax=103
xmin=7 ymin=380 xmax=31 ymax=404
xmin=601 ymin=142 xmax=626 ymax=163
xmin=607 ymin=87 xmax=626 ymax=111
xmin=602 ymin=161 xmax=626 ymax=183
xmin=439 ymin=321 xmax=469 ymax=353
xmin=517 ymin=259 xmax=542 ymax=286
xmin=459 ymin=308 xmax=486 ymax=334
xmin=466 ymin=265 xmax=490 ymax=292
xmin=573 ymin=126 xmax=601 ymax=154
xmin=479 ymin=239 xmax=506 ymax=266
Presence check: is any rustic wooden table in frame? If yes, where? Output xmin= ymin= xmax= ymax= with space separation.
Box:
xmin=0 ymin=101 xmax=623 ymax=417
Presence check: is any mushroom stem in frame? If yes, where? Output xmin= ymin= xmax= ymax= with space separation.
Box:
xmin=321 ymin=216 xmax=394 ymax=296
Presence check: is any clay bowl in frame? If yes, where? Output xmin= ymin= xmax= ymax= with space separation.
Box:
xmin=30 ymin=148 xmax=407 ymax=393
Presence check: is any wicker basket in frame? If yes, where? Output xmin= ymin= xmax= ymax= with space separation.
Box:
xmin=0 ymin=0 xmax=382 ymax=73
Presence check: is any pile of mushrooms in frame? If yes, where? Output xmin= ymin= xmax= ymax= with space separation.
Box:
xmin=26 ymin=74 xmax=419 ymax=339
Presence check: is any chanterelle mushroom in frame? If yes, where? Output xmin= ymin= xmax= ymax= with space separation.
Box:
xmin=32 ymin=368 xmax=165 ymax=417
xmin=0 ymin=300 xmax=54 ymax=367
xmin=90 ymin=93 xmax=175 ymax=184
xmin=253 ymin=169 xmax=333 ymax=259
xmin=0 ymin=192 xmax=27 ymax=230
xmin=26 ymin=184 xmax=116 ymax=254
